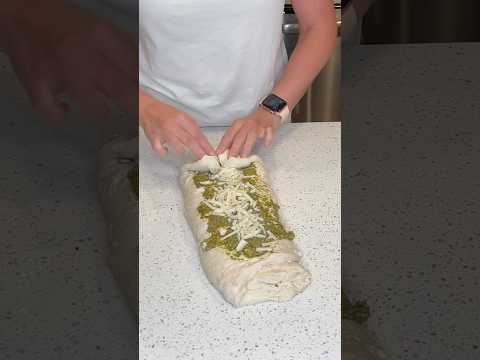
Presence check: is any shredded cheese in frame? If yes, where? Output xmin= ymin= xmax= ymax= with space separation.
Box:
xmin=200 ymin=165 xmax=270 ymax=251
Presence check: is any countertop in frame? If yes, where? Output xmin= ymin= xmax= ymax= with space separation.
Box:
xmin=0 ymin=51 xmax=137 ymax=358
xmin=342 ymin=43 xmax=480 ymax=359
xmin=139 ymin=123 xmax=341 ymax=360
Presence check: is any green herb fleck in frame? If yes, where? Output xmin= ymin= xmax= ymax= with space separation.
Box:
xmin=342 ymin=291 xmax=370 ymax=324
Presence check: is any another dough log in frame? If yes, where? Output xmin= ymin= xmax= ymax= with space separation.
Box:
xmin=180 ymin=153 xmax=311 ymax=307
xmin=97 ymin=136 xmax=139 ymax=318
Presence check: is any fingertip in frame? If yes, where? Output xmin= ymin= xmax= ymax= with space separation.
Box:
xmin=240 ymin=144 xmax=251 ymax=158
xmin=151 ymin=138 xmax=168 ymax=156
xmin=154 ymin=145 xmax=168 ymax=157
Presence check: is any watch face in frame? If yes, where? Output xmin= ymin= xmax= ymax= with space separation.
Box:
xmin=262 ymin=94 xmax=287 ymax=112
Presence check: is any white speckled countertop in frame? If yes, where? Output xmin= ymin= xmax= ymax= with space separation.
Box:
xmin=139 ymin=123 xmax=341 ymax=360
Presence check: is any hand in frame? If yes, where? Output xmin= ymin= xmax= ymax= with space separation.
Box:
xmin=217 ymin=107 xmax=281 ymax=158
xmin=139 ymin=90 xmax=216 ymax=159
xmin=4 ymin=0 xmax=137 ymax=122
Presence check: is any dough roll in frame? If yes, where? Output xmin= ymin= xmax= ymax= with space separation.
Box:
xmin=180 ymin=152 xmax=311 ymax=307
xmin=97 ymin=136 xmax=139 ymax=318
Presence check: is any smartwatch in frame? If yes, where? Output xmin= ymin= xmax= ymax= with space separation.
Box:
xmin=260 ymin=94 xmax=290 ymax=124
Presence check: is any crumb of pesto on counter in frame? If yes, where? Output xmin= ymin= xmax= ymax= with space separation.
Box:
xmin=341 ymin=290 xmax=370 ymax=324
xmin=192 ymin=162 xmax=293 ymax=260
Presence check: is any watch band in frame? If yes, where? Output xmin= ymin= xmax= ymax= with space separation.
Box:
xmin=277 ymin=103 xmax=290 ymax=124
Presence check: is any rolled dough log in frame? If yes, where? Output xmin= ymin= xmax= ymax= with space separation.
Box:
xmin=97 ymin=136 xmax=138 ymax=318
xmin=180 ymin=152 xmax=311 ymax=307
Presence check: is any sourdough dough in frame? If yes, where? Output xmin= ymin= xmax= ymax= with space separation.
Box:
xmin=180 ymin=152 xmax=311 ymax=307
xmin=97 ymin=136 xmax=139 ymax=318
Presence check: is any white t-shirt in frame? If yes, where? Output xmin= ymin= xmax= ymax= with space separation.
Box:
xmin=139 ymin=0 xmax=287 ymax=127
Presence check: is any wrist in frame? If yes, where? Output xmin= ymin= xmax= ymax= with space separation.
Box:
xmin=259 ymin=93 xmax=290 ymax=124
xmin=257 ymin=105 xmax=282 ymax=126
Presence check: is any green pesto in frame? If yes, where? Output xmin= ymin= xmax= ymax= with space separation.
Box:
xmin=197 ymin=203 xmax=211 ymax=218
xmin=207 ymin=215 xmax=229 ymax=233
xmin=242 ymin=163 xmax=257 ymax=177
xmin=242 ymin=167 xmax=294 ymax=240
xmin=341 ymin=290 xmax=370 ymax=324
xmin=193 ymin=163 xmax=294 ymax=259
xmin=193 ymin=172 xmax=216 ymax=199
xmin=127 ymin=166 xmax=139 ymax=199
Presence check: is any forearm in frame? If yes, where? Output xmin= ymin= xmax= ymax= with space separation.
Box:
xmin=272 ymin=11 xmax=336 ymax=109
xmin=139 ymin=88 xmax=154 ymax=125
xmin=139 ymin=87 xmax=170 ymax=126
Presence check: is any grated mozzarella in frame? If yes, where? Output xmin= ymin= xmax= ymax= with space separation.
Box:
xmin=200 ymin=165 xmax=272 ymax=251
xmin=235 ymin=239 xmax=248 ymax=251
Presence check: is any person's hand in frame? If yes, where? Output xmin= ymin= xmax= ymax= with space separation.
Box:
xmin=4 ymin=0 xmax=137 ymax=122
xmin=140 ymin=89 xmax=216 ymax=159
xmin=217 ymin=107 xmax=282 ymax=158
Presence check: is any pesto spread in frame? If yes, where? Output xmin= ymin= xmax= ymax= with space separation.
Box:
xmin=192 ymin=162 xmax=294 ymax=259
xmin=342 ymin=290 xmax=370 ymax=324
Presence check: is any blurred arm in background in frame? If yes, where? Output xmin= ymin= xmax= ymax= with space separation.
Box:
xmin=0 ymin=0 xmax=137 ymax=122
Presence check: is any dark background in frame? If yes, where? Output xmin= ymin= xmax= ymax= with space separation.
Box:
xmin=343 ymin=0 xmax=480 ymax=358
xmin=362 ymin=0 xmax=480 ymax=44
xmin=0 ymin=1 xmax=138 ymax=359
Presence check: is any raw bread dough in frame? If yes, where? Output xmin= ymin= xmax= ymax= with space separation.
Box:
xmin=180 ymin=152 xmax=311 ymax=307
xmin=97 ymin=136 xmax=139 ymax=318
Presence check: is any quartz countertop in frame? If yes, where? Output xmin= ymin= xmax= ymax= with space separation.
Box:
xmin=342 ymin=43 xmax=480 ymax=359
xmin=139 ymin=123 xmax=341 ymax=360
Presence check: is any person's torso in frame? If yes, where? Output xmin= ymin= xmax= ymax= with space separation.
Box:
xmin=139 ymin=0 xmax=287 ymax=127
